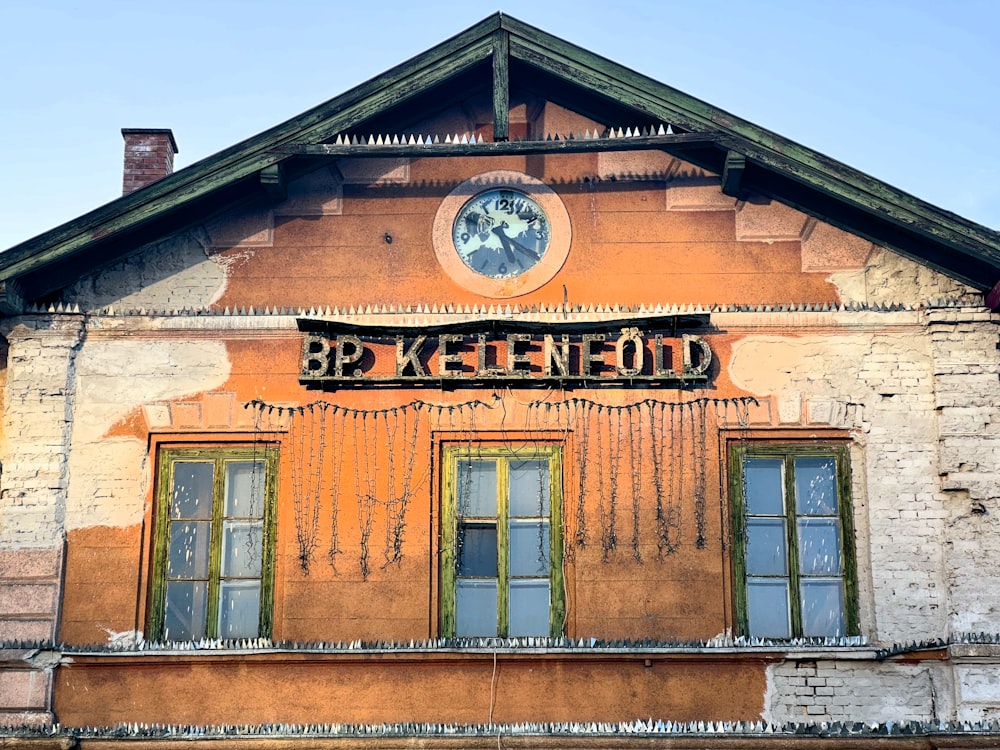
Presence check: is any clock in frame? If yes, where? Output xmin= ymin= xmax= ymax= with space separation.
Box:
xmin=452 ymin=188 xmax=550 ymax=279
xmin=432 ymin=171 xmax=572 ymax=298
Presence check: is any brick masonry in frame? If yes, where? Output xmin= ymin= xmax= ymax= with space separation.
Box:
xmin=732 ymin=302 xmax=1000 ymax=721
xmin=0 ymin=317 xmax=83 ymax=726
xmin=766 ymin=659 xmax=953 ymax=723
xmin=0 ymin=315 xmax=84 ymax=549
xmin=121 ymin=129 xmax=177 ymax=195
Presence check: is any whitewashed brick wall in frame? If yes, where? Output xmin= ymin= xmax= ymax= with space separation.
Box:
xmin=930 ymin=309 xmax=1000 ymax=634
xmin=0 ymin=315 xmax=83 ymax=548
xmin=766 ymin=659 xmax=953 ymax=723
xmin=0 ymin=315 xmax=83 ymax=727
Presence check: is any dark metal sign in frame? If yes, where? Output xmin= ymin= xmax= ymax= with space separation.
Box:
xmin=299 ymin=325 xmax=712 ymax=388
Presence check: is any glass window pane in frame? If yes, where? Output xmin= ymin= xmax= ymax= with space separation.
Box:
xmin=163 ymin=580 xmax=207 ymax=641
xmin=509 ymin=579 xmax=550 ymax=636
xmin=218 ymin=580 xmax=261 ymax=638
xmin=509 ymin=460 xmax=550 ymax=517
xmin=456 ymin=580 xmax=498 ymax=637
xmin=798 ymin=518 xmax=843 ymax=575
xmin=170 ymin=462 xmax=214 ymax=519
xmin=509 ymin=520 xmax=549 ymax=576
xmin=167 ymin=520 xmax=211 ymax=579
xmin=221 ymin=520 xmax=264 ymax=578
xmin=225 ymin=460 xmax=266 ymax=518
xmin=747 ymin=579 xmax=791 ymax=638
xmin=744 ymin=458 xmax=784 ymax=515
xmin=801 ymin=579 xmax=846 ymax=637
xmin=795 ymin=457 xmax=838 ymax=515
xmin=456 ymin=459 xmax=497 ymax=517
xmin=746 ymin=518 xmax=788 ymax=576
xmin=458 ymin=522 xmax=498 ymax=576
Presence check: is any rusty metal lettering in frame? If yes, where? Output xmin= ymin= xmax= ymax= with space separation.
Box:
xmin=438 ymin=334 xmax=465 ymax=376
xmin=395 ymin=335 xmax=428 ymax=377
xmin=476 ymin=333 xmax=505 ymax=377
xmin=301 ymin=333 xmax=332 ymax=376
xmin=543 ymin=334 xmax=570 ymax=377
xmin=506 ymin=333 xmax=532 ymax=376
xmin=683 ymin=334 xmax=712 ymax=376
xmin=581 ymin=333 xmax=607 ymax=378
xmin=300 ymin=327 xmax=714 ymax=386
xmin=615 ymin=327 xmax=644 ymax=377
xmin=654 ymin=334 xmax=676 ymax=377
xmin=334 ymin=335 xmax=365 ymax=377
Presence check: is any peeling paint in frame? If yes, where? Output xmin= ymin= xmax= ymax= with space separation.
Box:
xmin=65 ymin=229 xmax=227 ymax=312
xmin=65 ymin=339 xmax=230 ymax=530
xmin=729 ymin=333 xmax=931 ymax=405
xmin=729 ymin=330 xmax=947 ymax=642
xmin=829 ymin=247 xmax=980 ymax=305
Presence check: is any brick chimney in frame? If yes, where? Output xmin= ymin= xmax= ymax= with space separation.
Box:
xmin=121 ymin=128 xmax=178 ymax=194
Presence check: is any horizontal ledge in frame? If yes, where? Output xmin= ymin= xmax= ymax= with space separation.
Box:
xmin=296 ymin=313 xmax=710 ymax=335
xmin=59 ymin=646 xmax=853 ymax=666
xmin=273 ymin=133 xmax=723 ymax=158
xmin=298 ymin=375 xmax=709 ymax=390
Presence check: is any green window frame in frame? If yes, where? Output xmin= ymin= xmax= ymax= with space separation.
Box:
xmin=730 ymin=444 xmax=858 ymax=639
xmin=150 ymin=446 xmax=278 ymax=641
xmin=440 ymin=444 xmax=564 ymax=638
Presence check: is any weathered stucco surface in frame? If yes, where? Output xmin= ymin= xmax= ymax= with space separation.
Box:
xmin=66 ymin=230 xmax=226 ymax=313
xmin=928 ymin=309 xmax=1000 ymax=636
xmin=727 ymin=305 xmax=1000 ymax=721
xmin=829 ymin=247 xmax=980 ymax=305
xmin=0 ymin=317 xmax=84 ymax=549
xmin=765 ymin=659 xmax=954 ymax=723
xmin=729 ymin=328 xmax=946 ymax=642
xmin=65 ymin=337 xmax=231 ymax=530
xmin=5 ymin=132 xmax=999 ymax=729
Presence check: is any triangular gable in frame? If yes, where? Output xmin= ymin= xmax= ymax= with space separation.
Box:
xmin=1 ymin=12 xmax=998 ymax=313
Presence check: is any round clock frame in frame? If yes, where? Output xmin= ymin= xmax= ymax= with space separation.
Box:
xmin=432 ymin=170 xmax=572 ymax=298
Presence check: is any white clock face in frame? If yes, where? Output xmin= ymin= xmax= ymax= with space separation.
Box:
xmin=452 ymin=188 xmax=551 ymax=279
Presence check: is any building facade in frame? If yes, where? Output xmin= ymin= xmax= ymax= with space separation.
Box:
xmin=3 ymin=14 xmax=1000 ymax=748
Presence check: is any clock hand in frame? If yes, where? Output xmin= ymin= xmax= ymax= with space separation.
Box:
xmin=509 ymin=236 xmax=541 ymax=261
xmin=491 ymin=226 xmax=517 ymax=263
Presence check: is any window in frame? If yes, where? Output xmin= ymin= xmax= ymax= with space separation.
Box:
xmin=440 ymin=445 xmax=564 ymax=637
xmin=730 ymin=444 xmax=857 ymax=639
xmin=150 ymin=447 xmax=278 ymax=641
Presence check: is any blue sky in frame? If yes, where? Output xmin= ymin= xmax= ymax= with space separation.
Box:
xmin=1 ymin=0 xmax=998 ymax=250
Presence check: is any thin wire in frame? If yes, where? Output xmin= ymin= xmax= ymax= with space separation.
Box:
xmin=488 ymin=649 xmax=499 ymax=725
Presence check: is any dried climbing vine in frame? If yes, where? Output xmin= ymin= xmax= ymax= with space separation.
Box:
xmin=246 ymin=395 xmax=756 ymax=578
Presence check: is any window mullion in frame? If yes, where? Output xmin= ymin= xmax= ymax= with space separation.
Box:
xmin=728 ymin=445 xmax=750 ymax=636
xmin=548 ymin=448 xmax=565 ymax=637
xmin=258 ymin=448 xmax=279 ymax=638
xmin=836 ymin=447 xmax=860 ymax=636
xmin=784 ymin=455 xmax=803 ymax=637
xmin=205 ymin=457 xmax=225 ymax=639
xmin=150 ymin=456 xmax=174 ymax=638
xmin=440 ymin=452 xmax=459 ymax=637
xmin=497 ymin=456 xmax=510 ymax=637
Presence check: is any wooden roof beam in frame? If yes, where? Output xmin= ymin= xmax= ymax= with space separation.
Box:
xmin=0 ymin=280 xmax=24 ymax=315
xmin=721 ymin=151 xmax=746 ymax=197
xmin=492 ymin=30 xmax=509 ymax=141
xmin=259 ymin=163 xmax=286 ymax=203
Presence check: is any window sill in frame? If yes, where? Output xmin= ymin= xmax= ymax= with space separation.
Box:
xmin=55 ymin=636 xmax=890 ymax=664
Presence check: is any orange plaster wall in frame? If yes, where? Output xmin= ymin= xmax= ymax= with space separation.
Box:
xmin=55 ymin=655 xmax=770 ymax=726
xmin=60 ymin=328 xmax=758 ymax=648
xmin=213 ymin=149 xmax=838 ymax=312
xmin=55 ymin=101 xmax=833 ymax=724
xmin=61 ymin=526 xmax=144 ymax=644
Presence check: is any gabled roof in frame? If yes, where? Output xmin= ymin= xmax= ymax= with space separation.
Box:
xmin=2 ymin=13 xmax=999 ymax=313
